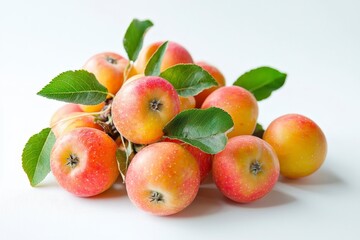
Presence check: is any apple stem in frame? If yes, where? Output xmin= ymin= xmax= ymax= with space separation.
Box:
xmin=250 ymin=160 xmax=263 ymax=175
xmin=149 ymin=191 xmax=164 ymax=203
xmin=66 ymin=154 xmax=79 ymax=168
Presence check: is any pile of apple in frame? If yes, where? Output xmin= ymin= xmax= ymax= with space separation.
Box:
xmin=22 ymin=19 xmax=327 ymax=216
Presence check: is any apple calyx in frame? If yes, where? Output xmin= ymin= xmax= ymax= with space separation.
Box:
xmin=149 ymin=99 xmax=163 ymax=111
xmin=250 ymin=160 xmax=263 ymax=176
xmin=106 ymin=56 xmax=118 ymax=65
xmin=66 ymin=154 xmax=79 ymax=169
xmin=149 ymin=191 xmax=164 ymax=203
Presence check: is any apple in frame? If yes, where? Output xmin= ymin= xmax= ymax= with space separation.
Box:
xmin=125 ymin=142 xmax=200 ymax=215
xmin=50 ymin=103 xmax=83 ymax=127
xmin=111 ymin=76 xmax=180 ymax=144
xmin=202 ymin=86 xmax=258 ymax=137
xmin=133 ymin=41 xmax=193 ymax=74
xmin=83 ymin=52 xmax=128 ymax=96
xmin=194 ymin=61 xmax=226 ymax=108
xmin=50 ymin=127 xmax=119 ymax=197
xmin=263 ymin=114 xmax=327 ymax=178
xmin=51 ymin=112 xmax=103 ymax=138
xmin=212 ymin=135 xmax=280 ymax=203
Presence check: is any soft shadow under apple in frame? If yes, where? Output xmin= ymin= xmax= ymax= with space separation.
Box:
xmin=224 ymin=189 xmax=296 ymax=208
xmin=170 ymin=186 xmax=224 ymax=218
xmin=280 ymin=167 xmax=344 ymax=186
xmin=91 ymin=179 xmax=126 ymax=199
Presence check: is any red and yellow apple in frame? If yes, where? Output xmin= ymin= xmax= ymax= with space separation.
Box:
xmin=51 ymin=112 xmax=103 ymax=138
xmin=134 ymin=41 xmax=193 ymax=74
xmin=50 ymin=104 xmax=102 ymax=138
xmin=111 ymin=76 xmax=180 ymax=144
xmin=50 ymin=127 xmax=119 ymax=197
xmin=50 ymin=103 xmax=83 ymax=127
xmin=263 ymin=114 xmax=327 ymax=178
xmin=212 ymin=135 xmax=280 ymax=203
xmin=125 ymin=142 xmax=200 ymax=215
xmin=83 ymin=52 xmax=129 ymax=96
xmin=194 ymin=61 xmax=226 ymax=108
xmin=202 ymin=86 xmax=258 ymax=137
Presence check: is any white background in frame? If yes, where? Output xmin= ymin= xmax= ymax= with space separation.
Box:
xmin=1 ymin=0 xmax=360 ymax=239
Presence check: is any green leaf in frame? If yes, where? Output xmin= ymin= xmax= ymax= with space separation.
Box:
xmin=144 ymin=41 xmax=168 ymax=76
xmin=233 ymin=66 xmax=287 ymax=101
xmin=37 ymin=70 xmax=108 ymax=105
xmin=160 ymin=64 xmax=218 ymax=97
xmin=123 ymin=19 xmax=153 ymax=61
xmin=22 ymin=128 xmax=56 ymax=186
xmin=253 ymin=123 xmax=265 ymax=139
xmin=163 ymin=107 xmax=234 ymax=154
